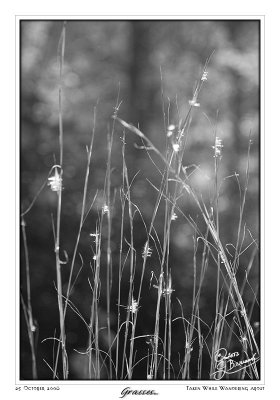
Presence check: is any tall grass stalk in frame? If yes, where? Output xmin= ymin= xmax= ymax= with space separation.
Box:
xmin=122 ymin=141 xmax=137 ymax=380
xmin=210 ymin=129 xmax=222 ymax=377
xmin=54 ymin=21 xmax=68 ymax=380
xmin=104 ymin=129 xmax=114 ymax=379
xmin=116 ymin=131 xmax=126 ymax=379
xmin=89 ymin=221 xmax=101 ymax=379
xmin=64 ymin=107 xmax=96 ymax=317
xmin=21 ymin=216 xmax=37 ymax=379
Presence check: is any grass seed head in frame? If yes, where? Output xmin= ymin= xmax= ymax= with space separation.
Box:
xmin=128 ymin=298 xmax=139 ymax=314
xmin=142 ymin=241 xmax=152 ymax=258
xmin=201 ymin=71 xmax=208 ymax=81
xmin=48 ymin=169 xmax=62 ymax=192
xmin=189 ymin=99 xmax=200 ymax=107
xmin=212 ymin=137 xmax=223 ymax=158
xmin=171 ymin=212 xmax=178 ymax=221
xmin=102 ymin=204 xmax=109 ymax=214
xmin=172 ymin=143 xmax=180 ymax=152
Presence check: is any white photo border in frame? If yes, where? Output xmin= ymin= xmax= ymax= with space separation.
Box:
xmin=15 ymin=14 xmax=265 ymax=398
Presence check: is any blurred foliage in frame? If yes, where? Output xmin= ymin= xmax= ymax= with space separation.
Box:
xmin=20 ymin=20 xmax=260 ymax=379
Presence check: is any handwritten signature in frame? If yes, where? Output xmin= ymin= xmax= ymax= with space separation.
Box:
xmin=211 ymin=348 xmax=259 ymax=380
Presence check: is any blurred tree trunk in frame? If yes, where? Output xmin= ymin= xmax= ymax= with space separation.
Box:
xmin=128 ymin=21 xmax=158 ymax=133
xmin=227 ymin=21 xmax=244 ymax=154
xmin=124 ymin=21 xmax=161 ymax=178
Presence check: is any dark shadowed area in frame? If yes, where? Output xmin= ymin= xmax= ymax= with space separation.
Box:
xmin=20 ymin=20 xmax=260 ymax=380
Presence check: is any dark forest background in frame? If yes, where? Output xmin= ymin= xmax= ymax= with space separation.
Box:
xmin=20 ymin=20 xmax=260 ymax=379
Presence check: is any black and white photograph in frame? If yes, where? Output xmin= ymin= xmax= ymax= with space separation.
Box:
xmin=19 ymin=18 xmax=261 ymax=384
